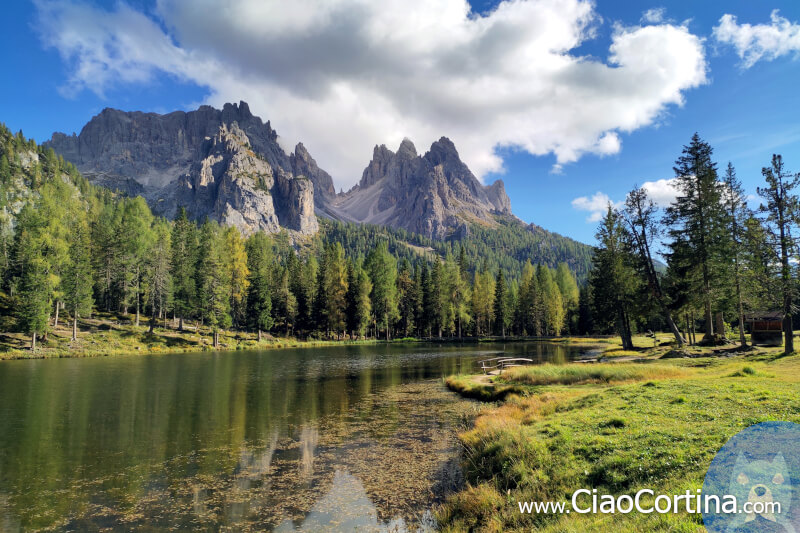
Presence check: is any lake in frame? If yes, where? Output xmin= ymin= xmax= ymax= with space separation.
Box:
xmin=0 ymin=341 xmax=595 ymax=531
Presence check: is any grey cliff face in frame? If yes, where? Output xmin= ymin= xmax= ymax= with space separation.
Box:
xmin=45 ymin=101 xmax=316 ymax=235
xmin=45 ymin=101 xmax=514 ymax=239
xmin=332 ymin=136 xmax=513 ymax=239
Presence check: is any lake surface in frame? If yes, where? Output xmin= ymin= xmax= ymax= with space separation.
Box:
xmin=0 ymin=341 xmax=593 ymax=531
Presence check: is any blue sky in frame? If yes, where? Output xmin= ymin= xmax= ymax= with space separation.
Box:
xmin=1 ymin=1 xmax=800 ymax=245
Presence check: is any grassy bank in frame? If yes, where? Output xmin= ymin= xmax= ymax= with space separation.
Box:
xmin=0 ymin=315 xmax=390 ymax=360
xmin=439 ymin=341 xmax=800 ymax=532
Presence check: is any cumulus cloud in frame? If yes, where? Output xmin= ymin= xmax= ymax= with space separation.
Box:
xmin=641 ymin=8 xmax=666 ymax=24
xmin=34 ymin=0 xmax=707 ymax=188
xmin=641 ymin=178 xmax=679 ymax=207
xmin=572 ymin=192 xmax=621 ymax=222
xmin=713 ymin=10 xmax=800 ymax=68
xmin=572 ymin=178 xmax=678 ymax=223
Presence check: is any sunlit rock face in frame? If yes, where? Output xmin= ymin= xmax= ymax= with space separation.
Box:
xmin=329 ymin=137 xmax=513 ymax=239
xmin=45 ymin=101 xmax=319 ymax=235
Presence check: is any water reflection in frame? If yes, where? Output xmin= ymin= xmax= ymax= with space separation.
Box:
xmin=0 ymin=341 xmax=594 ymax=531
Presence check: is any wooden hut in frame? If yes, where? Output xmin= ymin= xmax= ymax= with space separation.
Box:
xmin=746 ymin=312 xmax=784 ymax=346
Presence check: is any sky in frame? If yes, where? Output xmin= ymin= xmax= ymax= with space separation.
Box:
xmin=1 ymin=1 xmax=800 ymax=245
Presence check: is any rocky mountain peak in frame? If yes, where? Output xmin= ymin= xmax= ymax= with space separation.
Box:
xmin=330 ymin=136 xmax=514 ymax=238
xmin=290 ymin=141 xmax=336 ymax=202
xmin=397 ymin=138 xmax=418 ymax=158
xmin=44 ymin=102 xmax=317 ymax=235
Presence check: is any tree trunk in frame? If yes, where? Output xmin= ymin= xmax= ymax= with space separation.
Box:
xmin=53 ymin=301 xmax=60 ymax=328
xmin=135 ymin=271 xmax=140 ymax=327
xmin=258 ymin=329 xmax=262 ymax=342
xmin=715 ymin=312 xmax=727 ymax=342
xmin=149 ymin=303 xmax=156 ymax=334
xmin=179 ymin=314 xmax=184 ymax=332
xmin=31 ymin=331 xmax=36 ymax=351
xmin=72 ymin=313 xmax=78 ymax=342
xmin=780 ymin=221 xmax=794 ymax=354
xmin=733 ymin=258 xmax=747 ymax=347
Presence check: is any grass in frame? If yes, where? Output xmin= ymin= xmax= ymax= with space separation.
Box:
xmin=438 ymin=349 xmax=800 ymax=532
xmin=445 ymin=375 xmax=525 ymax=401
xmin=0 ymin=314 xmax=386 ymax=360
xmin=500 ymin=362 xmax=688 ymax=386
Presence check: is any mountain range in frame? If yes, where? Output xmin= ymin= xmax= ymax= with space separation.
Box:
xmin=44 ymin=101 xmax=513 ymax=239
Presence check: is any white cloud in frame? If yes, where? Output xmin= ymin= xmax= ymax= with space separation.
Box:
xmin=34 ymin=0 xmax=708 ymax=189
xmin=641 ymin=178 xmax=679 ymax=207
xmin=572 ymin=192 xmax=621 ymax=222
xmin=713 ymin=10 xmax=800 ymax=68
xmin=572 ymin=178 xmax=678 ymax=223
xmin=642 ymin=8 xmax=665 ymax=24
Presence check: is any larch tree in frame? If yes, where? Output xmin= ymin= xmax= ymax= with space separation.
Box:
xmin=346 ymin=259 xmax=372 ymax=339
xmin=145 ymin=219 xmax=172 ymax=334
xmin=222 ymin=226 xmax=250 ymax=330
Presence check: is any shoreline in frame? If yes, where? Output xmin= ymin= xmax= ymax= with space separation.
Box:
xmin=0 ymin=316 xmax=619 ymax=360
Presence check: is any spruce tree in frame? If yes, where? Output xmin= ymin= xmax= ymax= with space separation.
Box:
xmin=589 ymin=206 xmax=638 ymax=349
xmin=245 ymin=232 xmax=274 ymax=340
xmin=494 ymin=270 xmax=510 ymax=337
xmin=366 ymin=242 xmax=398 ymax=340
xmin=758 ymin=154 xmax=799 ymax=354
xmin=171 ymin=208 xmax=197 ymax=330
xmin=664 ymin=134 xmax=726 ymax=341
xmin=63 ymin=215 xmax=94 ymax=341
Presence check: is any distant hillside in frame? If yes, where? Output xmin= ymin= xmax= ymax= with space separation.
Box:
xmin=319 ymin=215 xmax=593 ymax=283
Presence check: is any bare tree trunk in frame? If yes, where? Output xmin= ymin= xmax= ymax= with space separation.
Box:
xmin=258 ymin=329 xmax=262 ymax=342
xmin=31 ymin=331 xmax=36 ymax=351
xmin=135 ymin=269 xmax=140 ymax=327
xmin=53 ymin=301 xmax=60 ymax=328
xmin=72 ymin=313 xmax=78 ymax=341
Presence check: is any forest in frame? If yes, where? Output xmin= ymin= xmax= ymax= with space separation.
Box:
xmin=1 ymin=122 xmax=795 ymax=355
xmin=0 ymin=123 xmax=582 ymax=350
